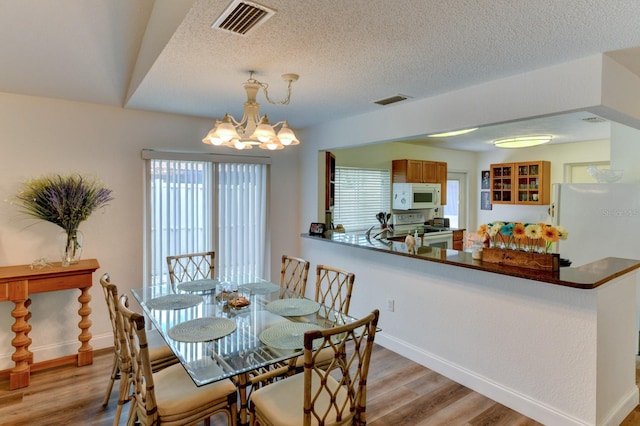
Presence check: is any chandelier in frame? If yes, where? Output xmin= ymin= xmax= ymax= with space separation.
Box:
xmin=202 ymin=71 xmax=300 ymax=151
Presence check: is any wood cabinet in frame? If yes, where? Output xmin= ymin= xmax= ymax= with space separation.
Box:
xmin=452 ymin=229 xmax=464 ymax=251
xmin=490 ymin=161 xmax=550 ymax=205
xmin=325 ymin=152 xmax=335 ymax=210
xmin=392 ymin=159 xmax=448 ymax=205
xmin=392 ymin=159 xmax=422 ymax=183
xmin=436 ymin=161 xmax=447 ymax=206
xmin=515 ymin=161 xmax=551 ymax=205
xmin=490 ymin=162 xmax=514 ymax=204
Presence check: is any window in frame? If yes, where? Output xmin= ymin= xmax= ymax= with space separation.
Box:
xmin=334 ymin=167 xmax=390 ymax=231
xmin=144 ymin=153 xmax=268 ymax=288
xmin=443 ymin=171 xmax=467 ymax=230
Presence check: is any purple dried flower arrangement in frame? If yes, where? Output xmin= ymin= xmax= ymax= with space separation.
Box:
xmin=14 ymin=174 xmax=113 ymax=264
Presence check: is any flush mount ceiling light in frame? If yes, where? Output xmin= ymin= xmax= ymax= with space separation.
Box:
xmin=202 ymin=71 xmax=300 ymax=151
xmin=493 ymin=135 xmax=552 ymax=149
xmin=427 ymin=128 xmax=478 ymax=137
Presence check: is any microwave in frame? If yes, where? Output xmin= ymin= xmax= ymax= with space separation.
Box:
xmin=392 ymin=183 xmax=441 ymax=210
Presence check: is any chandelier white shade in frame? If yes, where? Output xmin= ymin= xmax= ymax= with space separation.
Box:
xmin=202 ymin=72 xmax=300 ymax=151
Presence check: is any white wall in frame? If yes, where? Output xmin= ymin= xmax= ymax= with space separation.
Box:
xmin=610 ymin=122 xmax=640 ymax=182
xmin=0 ymin=92 xmax=302 ymax=369
xmin=298 ymin=54 xmax=640 ymax=425
xmin=475 ymin=139 xmax=611 ymax=227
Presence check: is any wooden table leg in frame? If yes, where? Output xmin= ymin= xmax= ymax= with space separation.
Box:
xmin=76 ymin=286 xmax=93 ymax=366
xmin=24 ymin=298 xmax=33 ymax=365
xmin=9 ymin=280 xmax=31 ymax=390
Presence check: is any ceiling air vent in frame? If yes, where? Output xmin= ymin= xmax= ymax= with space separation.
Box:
xmin=373 ymin=94 xmax=411 ymax=106
xmin=582 ymin=116 xmax=607 ymax=123
xmin=212 ymin=0 xmax=276 ymax=36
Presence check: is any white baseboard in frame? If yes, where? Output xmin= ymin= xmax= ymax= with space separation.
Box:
xmin=599 ymin=386 xmax=639 ymax=426
xmin=375 ymin=334 xmax=634 ymax=426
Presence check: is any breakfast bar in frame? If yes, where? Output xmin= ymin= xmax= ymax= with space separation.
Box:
xmin=301 ymin=232 xmax=640 ymax=426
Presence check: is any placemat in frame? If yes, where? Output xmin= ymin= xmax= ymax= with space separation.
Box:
xmin=259 ymin=322 xmax=323 ymax=349
xmin=176 ymin=278 xmax=219 ymax=293
xmin=146 ymin=294 xmax=203 ymax=310
xmin=266 ymin=298 xmax=321 ymax=316
xmin=238 ymin=281 xmax=280 ymax=295
xmin=168 ymin=317 xmax=237 ymax=342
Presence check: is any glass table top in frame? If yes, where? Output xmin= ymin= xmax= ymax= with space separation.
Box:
xmin=131 ymin=275 xmax=355 ymax=387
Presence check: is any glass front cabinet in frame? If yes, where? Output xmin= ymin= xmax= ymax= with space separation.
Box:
xmin=490 ymin=161 xmax=550 ymax=205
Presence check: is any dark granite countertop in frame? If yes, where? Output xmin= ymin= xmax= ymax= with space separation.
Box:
xmin=302 ymin=232 xmax=640 ymax=289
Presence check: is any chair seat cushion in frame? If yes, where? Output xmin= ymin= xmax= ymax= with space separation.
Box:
xmin=153 ymin=364 xmax=236 ymax=419
xmin=251 ymin=372 xmax=352 ymax=426
xmin=149 ymin=344 xmax=175 ymax=362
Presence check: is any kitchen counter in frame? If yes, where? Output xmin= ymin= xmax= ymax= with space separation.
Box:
xmin=304 ymin=232 xmax=640 ymax=289
xmin=300 ymin=231 xmax=640 ymax=425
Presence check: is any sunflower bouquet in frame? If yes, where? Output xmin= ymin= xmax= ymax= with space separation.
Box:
xmin=477 ymin=221 xmax=568 ymax=254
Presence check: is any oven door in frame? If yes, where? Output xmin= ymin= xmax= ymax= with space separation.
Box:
xmin=423 ymin=232 xmax=453 ymax=249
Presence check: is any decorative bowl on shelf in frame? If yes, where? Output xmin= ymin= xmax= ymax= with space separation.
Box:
xmin=586 ymin=166 xmax=623 ymax=183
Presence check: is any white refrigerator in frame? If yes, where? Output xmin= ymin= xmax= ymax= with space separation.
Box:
xmin=551 ymin=183 xmax=640 ymax=266
xmin=552 ymin=183 xmax=640 ymax=351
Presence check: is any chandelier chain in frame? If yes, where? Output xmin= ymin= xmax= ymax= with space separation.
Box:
xmin=255 ymin=80 xmax=293 ymax=106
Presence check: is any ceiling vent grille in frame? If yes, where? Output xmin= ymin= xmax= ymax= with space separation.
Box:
xmin=582 ymin=116 xmax=607 ymax=123
xmin=373 ymin=94 xmax=411 ymax=106
xmin=212 ymin=0 xmax=276 ymax=36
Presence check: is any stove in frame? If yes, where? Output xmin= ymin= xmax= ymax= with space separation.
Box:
xmin=392 ymin=213 xmax=453 ymax=248
xmin=391 ymin=213 xmax=427 ymax=234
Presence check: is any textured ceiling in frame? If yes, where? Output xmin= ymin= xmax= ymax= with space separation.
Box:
xmin=2 ymin=0 xmax=640 ymax=151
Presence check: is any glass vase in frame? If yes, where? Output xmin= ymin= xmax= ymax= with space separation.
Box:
xmin=471 ymin=241 xmax=483 ymax=260
xmin=58 ymin=230 xmax=83 ymax=267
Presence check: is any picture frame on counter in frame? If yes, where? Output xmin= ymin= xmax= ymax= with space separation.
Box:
xmin=481 ymin=191 xmax=492 ymax=210
xmin=309 ymin=222 xmax=326 ymax=235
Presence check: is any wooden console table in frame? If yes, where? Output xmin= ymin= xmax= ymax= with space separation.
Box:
xmin=0 ymin=259 xmax=99 ymax=390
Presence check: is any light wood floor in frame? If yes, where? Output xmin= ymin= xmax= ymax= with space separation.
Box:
xmin=0 ymin=345 xmax=638 ymax=425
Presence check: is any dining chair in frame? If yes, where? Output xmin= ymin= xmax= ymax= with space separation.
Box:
xmin=279 ymin=254 xmax=310 ymax=296
xmin=116 ymin=293 xmax=238 ymax=426
xmin=245 ymin=256 xmax=310 ymax=390
xmin=252 ymin=263 xmax=357 ymax=389
xmin=249 ymin=309 xmax=380 ymax=426
xmin=166 ymin=251 xmax=215 ymax=293
xmin=314 ymin=264 xmax=355 ymax=315
xmin=99 ymin=274 xmax=178 ymax=426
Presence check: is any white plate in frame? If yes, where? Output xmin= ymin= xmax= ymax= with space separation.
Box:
xmin=266 ymin=298 xmax=321 ymax=316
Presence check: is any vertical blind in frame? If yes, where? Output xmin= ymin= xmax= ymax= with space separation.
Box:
xmin=217 ymin=163 xmax=267 ymax=278
xmin=334 ymin=167 xmax=390 ymax=232
xmin=146 ymin=158 xmax=267 ymax=288
xmin=148 ymin=160 xmax=213 ymax=286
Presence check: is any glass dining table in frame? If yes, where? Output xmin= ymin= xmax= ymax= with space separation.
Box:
xmin=131 ymin=274 xmax=357 ymax=425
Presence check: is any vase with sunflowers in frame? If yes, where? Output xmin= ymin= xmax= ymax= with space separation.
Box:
xmin=476 ymin=222 xmax=568 ymax=271
xmin=477 ymin=221 xmax=568 ymax=254
xmin=14 ymin=173 xmax=113 ymax=267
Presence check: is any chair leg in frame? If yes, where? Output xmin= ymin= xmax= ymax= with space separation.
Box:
xmin=114 ymin=370 xmax=132 ymax=426
xmin=102 ymin=352 xmax=119 ymax=407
